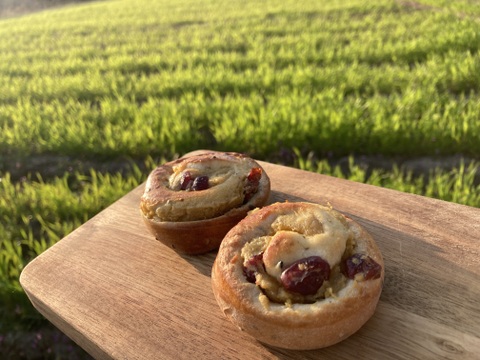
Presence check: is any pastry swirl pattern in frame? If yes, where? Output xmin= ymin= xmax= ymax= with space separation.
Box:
xmin=140 ymin=151 xmax=270 ymax=254
xmin=212 ymin=201 xmax=384 ymax=349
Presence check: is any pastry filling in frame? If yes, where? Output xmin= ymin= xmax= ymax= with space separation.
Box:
xmin=243 ymin=167 xmax=262 ymax=203
xmin=143 ymin=155 xmax=264 ymax=222
xmin=241 ymin=207 xmax=382 ymax=305
xmin=170 ymin=164 xmax=262 ymax=204
xmin=178 ymin=172 xmax=210 ymax=191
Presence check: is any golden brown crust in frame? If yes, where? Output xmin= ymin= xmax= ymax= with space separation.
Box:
xmin=211 ymin=202 xmax=384 ymax=349
xmin=140 ymin=151 xmax=271 ymax=254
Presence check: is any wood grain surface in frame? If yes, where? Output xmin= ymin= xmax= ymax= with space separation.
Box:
xmin=20 ymin=152 xmax=480 ymax=359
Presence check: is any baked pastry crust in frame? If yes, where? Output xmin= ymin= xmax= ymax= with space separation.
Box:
xmin=140 ymin=151 xmax=271 ymax=254
xmin=211 ymin=201 xmax=384 ymax=350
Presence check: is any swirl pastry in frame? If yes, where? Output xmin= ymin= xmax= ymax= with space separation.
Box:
xmin=140 ymin=151 xmax=271 ymax=254
xmin=211 ymin=201 xmax=384 ymax=350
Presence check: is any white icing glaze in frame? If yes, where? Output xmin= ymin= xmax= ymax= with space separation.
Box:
xmin=263 ymin=207 xmax=350 ymax=280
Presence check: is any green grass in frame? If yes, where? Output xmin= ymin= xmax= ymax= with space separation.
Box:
xmin=1 ymin=0 xmax=480 ymax=158
xmin=0 ymin=165 xmax=148 ymax=325
xmin=295 ymin=152 xmax=479 ymax=207
xmin=0 ymin=0 xmax=479 ymax=357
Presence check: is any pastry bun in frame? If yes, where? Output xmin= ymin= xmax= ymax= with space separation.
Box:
xmin=140 ymin=151 xmax=271 ymax=254
xmin=211 ymin=201 xmax=384 ymax=350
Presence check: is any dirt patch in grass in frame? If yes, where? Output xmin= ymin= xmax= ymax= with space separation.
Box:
xmin=2 ymin=152 xmax=479 ymax=185
xmin=1 ymin=325 xmax=93 ymax=360
xmin=0 ymin=153 xmax=150 ymax=182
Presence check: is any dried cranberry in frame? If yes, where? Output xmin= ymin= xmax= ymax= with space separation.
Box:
xmin=179 ymin=172 xmax=209 ymax=191
xmin=244 ymin=167 xmax=262 ymax=203
xmin=243 ymin=253 xmax=264 ymax=283
xmin=280 ymin=256 xmax=331 ymax=295
xmin=342 ymin=254 xmax=382 ymax=280
xmin=247 ymin=167 xmax=262 ymax=183
xmin=180 ymin=171 xmax=194 ymax=190
xmin=243 ymin=268 xmax=256 ymax=283
xmin=192 ymin=175 xmax=209 ymax=191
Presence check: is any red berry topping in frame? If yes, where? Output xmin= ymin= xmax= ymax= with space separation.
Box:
xmin=280 ymin=256 xmax=331 ymax=295
xmin=243 ymin=253 xmax=264 ymax=283
xmin=180 ymin=171 xmax=194 ymax=190
xmin=244 ymin=167 xmax=262 ymax=203
xmin=179 ymin=172 xmax=209 ymax=191
xmin=342 ymin=254 xmax=382 ymax=280
xmin=247 ymin=167 xmax=262 ymax=183
xmin=192 ymin=175 xmax=209 ymax=191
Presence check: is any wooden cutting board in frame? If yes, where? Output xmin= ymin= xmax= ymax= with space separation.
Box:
xmin=20 ymin=152 xmax=480 ymax=359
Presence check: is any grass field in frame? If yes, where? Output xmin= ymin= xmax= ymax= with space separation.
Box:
xmin=0 ymin=0 xmax=479 ymax=357
xmin=2 ymin=0 xmax=480 ymax=159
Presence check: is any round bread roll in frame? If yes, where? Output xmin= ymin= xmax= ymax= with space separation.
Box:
xmin=140 ymin=151 xmax=271 ymax=254
xmin=211 ymin=201 xmax=384 ymax=350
